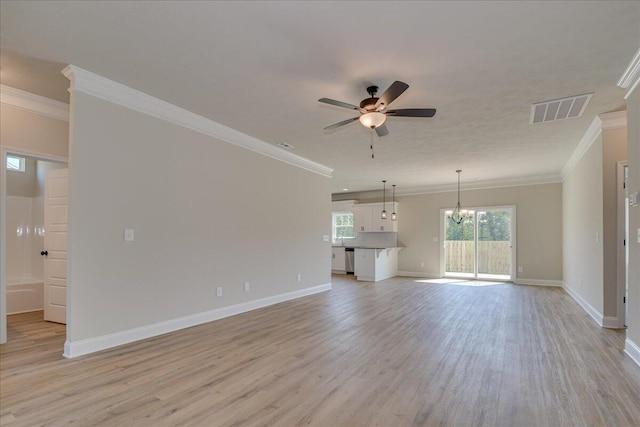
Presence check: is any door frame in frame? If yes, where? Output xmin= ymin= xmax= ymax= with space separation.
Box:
xmin=0 ymin=147 xmax=68 ymax=344
xmin=617 ymin=161 xmax=628 ymax=329
xmin=439 ymin=205 xmax=517 ymax=281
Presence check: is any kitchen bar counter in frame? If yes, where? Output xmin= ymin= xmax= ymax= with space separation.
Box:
xmin=353 ymin=247 xmax=402 ymax=282
xmin=332 ymin=246 xmax=404 ymax=249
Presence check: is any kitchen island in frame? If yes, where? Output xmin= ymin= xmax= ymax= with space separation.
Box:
xmin=354 ymin=247 xmax=402 ymax=282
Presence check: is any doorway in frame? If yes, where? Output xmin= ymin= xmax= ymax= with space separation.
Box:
xmin=617 ymin=162 xmax=629 ymax=329
xmin=1 ymin=148 xmax=68 ymax=344
xmin=441 ymin=206 xmax=516 ymax=281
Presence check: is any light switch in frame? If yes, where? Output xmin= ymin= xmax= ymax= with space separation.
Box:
xmin=124 ymin=228 xmax=134 ymax=242
xmin=432 ymin=236 xmax=438 ymax=242
xmin=323 ymin=235 xmax=330 ymax=242
xmin=637 ymin=228 xmax=640 ymax=243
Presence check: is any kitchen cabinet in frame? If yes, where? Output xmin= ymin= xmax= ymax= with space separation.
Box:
xmin=354 ymin=247 xmax=401 ymax=282
xmin=331 ymin=247 xmax=346 ymax=272
xmin=353 ymin=205 xmax=373 ymax=232
xmin=353 ymin=202 xmax=398 ymax=232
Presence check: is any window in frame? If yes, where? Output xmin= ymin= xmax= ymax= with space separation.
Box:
xmin=6 ymin=155 xmax=25 ymax=172
xmin=332 ymin=212 xmax=355 ymax=240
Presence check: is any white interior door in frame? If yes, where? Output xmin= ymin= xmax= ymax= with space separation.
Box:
xmin=44 ymin=168 xmax=68 ymax=324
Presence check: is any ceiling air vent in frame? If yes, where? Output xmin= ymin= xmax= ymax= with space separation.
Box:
xmin=530 ymin=93 xmax=593 ymax=124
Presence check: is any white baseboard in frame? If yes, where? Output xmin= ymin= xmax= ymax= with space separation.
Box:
xmin=63 ymin=283 xmax=332 ymax=358
xmin=625 ymin=338 xmax=640 ymax=368
xmin=514 ymin=278 xmax=564 ymax=287
xmin=396 ymin=271 xmax=440 ymax=279
xmin=563 ymin=284 xmax=603 ymax=326
xmin=602 ymin=316 xmax=621 ymax=329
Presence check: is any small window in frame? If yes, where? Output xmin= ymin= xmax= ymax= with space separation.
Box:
xmin=332 ymin=212 xmax=355 ymax=240
xmin=6 ymin=155 xmax=25 ymax=172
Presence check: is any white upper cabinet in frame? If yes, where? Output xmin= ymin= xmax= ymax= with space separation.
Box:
xmin=353 ymin=202 xmax=398 ymax=232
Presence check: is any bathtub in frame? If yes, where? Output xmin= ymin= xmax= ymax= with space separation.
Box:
xmin=6 ymin=278 xmax=44 ymax=314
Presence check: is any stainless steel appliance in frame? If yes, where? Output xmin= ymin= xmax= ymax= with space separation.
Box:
xmin=345 ymin=247 xmax=355 ymax=273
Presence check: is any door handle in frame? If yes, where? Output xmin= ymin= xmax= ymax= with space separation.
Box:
xmin=41 ymin=250 xmax=48 ymax=256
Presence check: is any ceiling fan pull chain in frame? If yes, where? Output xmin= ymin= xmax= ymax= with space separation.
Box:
xmin=371 ymin=128 xmax=375 ymax=159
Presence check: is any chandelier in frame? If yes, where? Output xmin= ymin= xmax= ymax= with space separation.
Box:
xmin=446 ymin=170 xmax=474 ymax=224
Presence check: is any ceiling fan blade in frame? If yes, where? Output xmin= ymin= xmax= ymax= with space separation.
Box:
xmin=318 ymin=98 xmax=361 ymax=111
xmin=375 ymin=81 xmax=409 ymax=109
xmin=323 ymin=117 xmax=359 ymax=130
xmin=375 ymin=123 xmax=389 ymax=137
xmin=386 ymin=108 xmax=436 ymax=117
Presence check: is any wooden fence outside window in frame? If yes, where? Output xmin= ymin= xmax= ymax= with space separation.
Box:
xmin=445 ymin=241 xmax=511 ymax=275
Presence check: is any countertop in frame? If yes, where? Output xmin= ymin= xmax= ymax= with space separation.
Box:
xmin=332 ymin=246 xmax=404 ymax=249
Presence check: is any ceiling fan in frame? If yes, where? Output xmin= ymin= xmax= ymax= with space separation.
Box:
xmin=319 ymin=81 xmax=436 ymax=137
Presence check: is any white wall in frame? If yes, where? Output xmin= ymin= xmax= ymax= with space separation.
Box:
xmin=563 ymin=136 xmax=604 ymax=316
xmin=6 ymin=156 xmax=38 ymax=197
xmin=625 ymin=82 xmax=640 ymax=354
xmin=65 ymin=89 xmax=331 ymax=345
xmin=602 ymin=127 xmax=627 ymax=317
xmin=0 ymin=104 xmax=69 ymax=158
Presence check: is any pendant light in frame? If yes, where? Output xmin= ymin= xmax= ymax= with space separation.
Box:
xmin=381 ymin=180 xmax=388 ymax=219
xmin=445 ymin=170 xmax=474 ymax=224
xmin=391 ymin=184 xmax=397 ymax=221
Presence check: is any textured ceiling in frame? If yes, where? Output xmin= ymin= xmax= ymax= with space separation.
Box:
xmin=1 ymin=1 xmax=638 ymax=194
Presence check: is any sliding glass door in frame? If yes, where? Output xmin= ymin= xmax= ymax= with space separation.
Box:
xmin=443 ymin=214 xmax=475 ymax=277
xmin=443 ymin=206 xmax=515 ymax=281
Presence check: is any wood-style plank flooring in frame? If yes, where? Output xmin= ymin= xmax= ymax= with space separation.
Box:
xmin=2 ymin=275 xmax=640 ymax=426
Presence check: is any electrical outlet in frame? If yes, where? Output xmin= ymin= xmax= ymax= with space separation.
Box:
xmin=297 ymin=274 xmax=302 ymax=282
xmin=124 ymin=228 xmax=134 ymax=242
xmin=216 ymin=287 xmax=223 ymax=297
xmin=323 ymin=235 xmax=329 ymax=242
xmin=432 ymin=236 xmax=438 ymax=242
xmin=244 ymin=282 xmax=250 ymax=292
xmin=518 ymin=266 xmax=523 ymax=273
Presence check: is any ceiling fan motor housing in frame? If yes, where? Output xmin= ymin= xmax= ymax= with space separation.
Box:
xmin=360 ymin=97 xmax=379 ymax=110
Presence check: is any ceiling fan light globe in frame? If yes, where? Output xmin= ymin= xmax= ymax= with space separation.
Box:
xmin=359 ymin=112 xmax=387 ymax=128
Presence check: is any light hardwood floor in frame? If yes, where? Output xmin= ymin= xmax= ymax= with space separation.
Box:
xmin=1 ymin=275 xmax=640 ymax=426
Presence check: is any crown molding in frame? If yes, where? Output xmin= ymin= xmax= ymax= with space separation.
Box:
xmin=561 ymin=115 xmax=602 ymax=179
xmin=398 ymin=174 xmax=562 ymax=196
xmin=618 ymin=47 xmax=640 ymax=99
xmin=61 ymin=65 xmax=333 ymax=178
xmin=560 ymin=110 xmax=628 ymax=180
xmin=336 ymin=173 xmax=562 ymax=199
xmin=0 ymin=85 xmax=69 ymax=122
xmin=599 ymin=110 xmax=627 ymax=130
